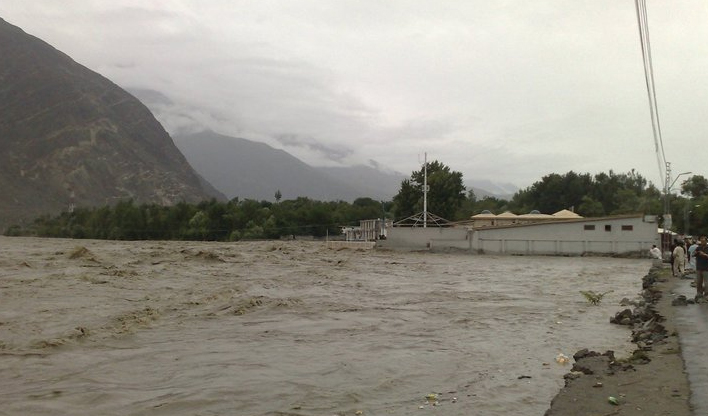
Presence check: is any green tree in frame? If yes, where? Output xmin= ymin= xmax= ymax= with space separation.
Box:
xmin=188 ymin=211 xmax=210 ymax=240
xmin=578 ymin=195 xmax=605 ymax=217
xmin=455 ymin=189 xmax=479 ymax=220
xmin=689 ymin=197 xmax=708 ymax=236
xmin=512 ymin=171 xmax=592 ymax=214
xmin=474 ymin=196 xmax=509 ymax=214
xmin=392 ymin=179 xmax=421 ymax=220
xmin=352 ymin=197 xmax=384 ymax=220
xmin=392 ymin=160 xmax=466 ymax=221
xmin=681 ymin=175 xmax=708 ymax=199
xmin=611 ymin=189 xmax=642 ymax=215
xmin=510 ymin=169 xmax=657 ymax=217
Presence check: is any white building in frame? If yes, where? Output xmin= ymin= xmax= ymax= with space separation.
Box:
xmin=379 ymin=214 xmax=659 ymax=256
xmin=472 ymin=214 xmax=658 ymax=256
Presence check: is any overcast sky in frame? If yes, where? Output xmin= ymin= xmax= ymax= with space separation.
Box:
xmin=2 ymin=1 xmax=707 ymax=189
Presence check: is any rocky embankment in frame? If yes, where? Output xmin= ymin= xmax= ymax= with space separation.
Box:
xmin=544 ymin=266 xmax=692 ymax=416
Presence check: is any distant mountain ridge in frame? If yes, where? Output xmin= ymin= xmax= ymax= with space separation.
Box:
xmin=130 ymin=88 xmax=519 ymax=202
xmin=466 ymin=179 xmax=518 ymax=200
xmin=0 ymin=18 xmax=222 ymax=228
xmin=173 ymin=130 xmax=518 ymax=202
xmin=173 ymin=131 xmax=399 ymax=201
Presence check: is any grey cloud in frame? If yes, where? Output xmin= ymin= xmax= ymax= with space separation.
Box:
xmin=3 ymin=0 xmax=708 ymax=188
xmin=274 ymin=134 xmax=353 ymax=162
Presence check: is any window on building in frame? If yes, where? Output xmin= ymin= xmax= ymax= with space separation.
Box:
xmin=605 ymin=225 xmax=612 ymax=232
xmin=621 ymin=225 xmax=633 ymax=231
xmin=584 ymin=225 xmax=595 ymax=230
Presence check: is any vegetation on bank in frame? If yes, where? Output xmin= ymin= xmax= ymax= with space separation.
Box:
xmin=5 ymin=197 xmax=391 ymax=241
xmin=6 ymin=166 xmax=708 ymax=240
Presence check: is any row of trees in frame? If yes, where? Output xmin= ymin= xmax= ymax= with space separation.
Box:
xmin=508 ymin=170 xmax=708 ymax=237
xmin=8 ymin=160 xmax=708 ymax=240
xmin=510 ymin=169 xmax=660 ymax=217
xmin=7 ymin=197 xmax=390 ymax=241
xmin=390 ymin=164 xmax=663 ymax=220
xmin=389 ymin=161 xmax=708 ymax=236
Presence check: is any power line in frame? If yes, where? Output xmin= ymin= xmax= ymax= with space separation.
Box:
xmin=634 ymin=0 xmax=666 ymax=185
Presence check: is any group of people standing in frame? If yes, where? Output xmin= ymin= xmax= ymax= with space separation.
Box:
xmin=670 ymin=236 xmax=708 ymax=301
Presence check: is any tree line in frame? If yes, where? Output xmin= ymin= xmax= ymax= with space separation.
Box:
xmin=6 ymin=197 xmax=391 ymax=241
xmin=391 ymin=163 xmax=708 ymax=236
xmin=7 ymin=162 xmax=708 ymax=240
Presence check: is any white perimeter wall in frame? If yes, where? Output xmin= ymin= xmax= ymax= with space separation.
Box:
xmin=378 ymin=227 xmax=470 ymax=250
xmin=472 ymin=217 xmax=658 ymax=256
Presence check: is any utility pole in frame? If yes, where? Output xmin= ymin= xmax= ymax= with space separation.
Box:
xmin=423 ymin=152 xmax=428 ymax=228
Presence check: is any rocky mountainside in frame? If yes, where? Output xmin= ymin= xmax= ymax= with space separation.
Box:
xmin=0 ymin=18 xmax=222 ymax=229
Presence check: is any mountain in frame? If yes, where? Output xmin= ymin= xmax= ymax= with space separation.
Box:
xmin=0 ymin=18 xmax=222 ymax=229
xmin=173 ymin=131 xmax=522 ymax=203
xmin=173 ymin=131 xmax=405 ymax=201
xmin=131 ymin=88 xmax=519 ymax=202
xmin=316 ymin=165 xmax=405 ymax=201
xmin=466 ymin=179 xmax=519 ymax=200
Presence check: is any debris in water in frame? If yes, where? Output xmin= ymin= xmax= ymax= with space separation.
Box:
xmin=555 ymin=353 xmax=570 ymax=364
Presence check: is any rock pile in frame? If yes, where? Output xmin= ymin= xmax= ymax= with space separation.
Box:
xmin=608 ymin=267 xmax=667 ymax=352
xmin=562 ymin=266 xmax=667 ymax=383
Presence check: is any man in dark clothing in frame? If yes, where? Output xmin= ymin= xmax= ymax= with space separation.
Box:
xmin=694 ymin=235 xmax=708 ymax=301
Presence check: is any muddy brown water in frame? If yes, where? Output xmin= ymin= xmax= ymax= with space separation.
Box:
xmin=0 ymin=237 xmax=651 ymax=415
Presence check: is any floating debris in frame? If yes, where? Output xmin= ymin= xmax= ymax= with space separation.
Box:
xmin=555 ymin=353 xmax=570 ymax=364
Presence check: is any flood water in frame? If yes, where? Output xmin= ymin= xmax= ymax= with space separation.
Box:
xmin=0 ymin=237 xmax=651 ymax=415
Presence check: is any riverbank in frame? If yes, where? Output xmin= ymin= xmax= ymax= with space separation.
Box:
xmin=545 ymin=265 xmax=692 ymax=415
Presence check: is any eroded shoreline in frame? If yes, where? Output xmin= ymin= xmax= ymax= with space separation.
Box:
xmin=545 ymin=266 xmax=692 ymax=415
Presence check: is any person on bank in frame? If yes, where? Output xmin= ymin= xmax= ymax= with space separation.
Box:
xmin=673 ymin=241 xmax=686 ymax=277
xmin=688 ymin=239 xmax=699 ymax=271
xmin=694 ymin=236 xmax=708 ymax=301
xmin=650 ymin=244 xmax=662 ymax=260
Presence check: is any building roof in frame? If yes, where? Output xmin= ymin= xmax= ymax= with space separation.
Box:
xmin=471 ymin=212 xmax=496 ymax=219
xmin=553 ymin=209 xmax=583 ymax=218
xmin=518 ymin=213 xmax=553 ymax=219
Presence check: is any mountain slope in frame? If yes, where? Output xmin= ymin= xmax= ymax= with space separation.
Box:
xmin=317 ymin=165 xmax=405 ymax=201
xmin=173 ymin=130 xmax=521 ymax=203
xmin=0 ymin=18 xmax=221 ymax=228
xmin=173 ymin=131 xmax=367 ymax=201
xmin=131 ymin=87 xmax=519 ymax=202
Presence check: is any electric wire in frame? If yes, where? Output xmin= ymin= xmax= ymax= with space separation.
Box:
xmin=634 ymin=0 xmax=667 ymax=185
xmin=636 ymin=0 xmax=665 ymax=174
